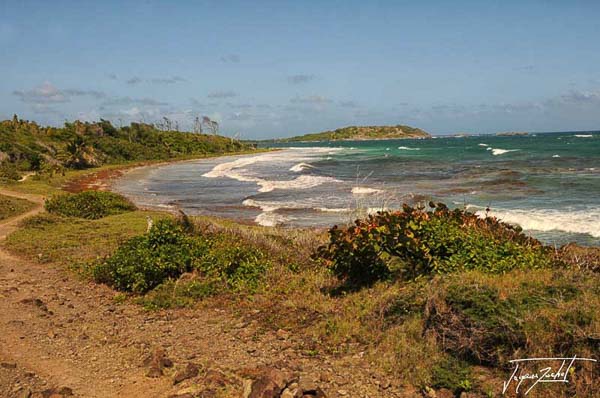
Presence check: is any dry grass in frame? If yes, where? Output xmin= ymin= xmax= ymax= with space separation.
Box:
xmin=0 ymin=193 xmax=36 ymax=221
xmin=4 ymin=207 xmax=599 ymax=396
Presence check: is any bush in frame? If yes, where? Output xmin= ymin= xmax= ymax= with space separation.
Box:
xmin=430 ymin=356 xmax=472 ymax=394
xmin=317 ymin=203 xmax=556 ymax=285
xmin=93 ymin=219 xmax=205 ymax=293
xmin=425 ymin=272 xmax=598 ymax=366
xmin=195 ymin=237 xmax=271 ymax=292
xmin=92 ymin=218 xmax=271 ymax=296
xmin=0 ymin=162 xmax=20 ymax=182
xmin=45 ymin=190 xmax=136 ymax=219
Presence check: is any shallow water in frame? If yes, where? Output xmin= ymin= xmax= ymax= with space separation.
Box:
xmin=113 ymin=131 xmax=600 ymax=246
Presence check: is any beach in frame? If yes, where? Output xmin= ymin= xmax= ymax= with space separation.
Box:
xmin=113 ymin=132 xmax=600 ymax=246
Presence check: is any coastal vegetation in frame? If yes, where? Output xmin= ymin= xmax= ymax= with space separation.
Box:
xmin=269 ymin=124 xmax=431 ymax=142
xmin=0 ymin=193 xmax=36 ymax=220
xmin=318 ymin=203 xmax=556 ymax=285
xmin=45 ymin=191 xmax=136 ymax=219
xmin=0 ymin=115 xmax=252 ymax=182
xmin=4 ymin=188 xmax=598 ymax=396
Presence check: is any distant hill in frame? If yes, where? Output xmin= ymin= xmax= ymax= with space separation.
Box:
xmin=0 ymin=115 xmax=252 ymax=181
xmin=496 ymin=131 xmax=528 ymax=136
xmin=272 ymin=125 xmax=431 ymax=142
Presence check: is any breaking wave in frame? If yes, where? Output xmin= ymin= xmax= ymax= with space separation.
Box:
xmin=255 ymin=212 xmax=291 ymax=227
xmin=398 ymin=146 xmax=420 ymax=151
xmin=474 ymin=207 xmax=600 ymax=238
xmin=289 ymin=162 xmax=315 ymax=172
xmin=352 ymin=187 xmax=383 ymax=195
xmin=203 ymin=150 xmax=341 ymax=192
xmin=491 ymin=148 xmax=519 ymax=156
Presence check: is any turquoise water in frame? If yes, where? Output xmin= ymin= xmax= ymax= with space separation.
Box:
xmin=114 ymin=131 xmax=600 ymax=246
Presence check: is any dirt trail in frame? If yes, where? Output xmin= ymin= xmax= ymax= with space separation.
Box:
xmin=0 ymin=190 xmax=406 ymax=398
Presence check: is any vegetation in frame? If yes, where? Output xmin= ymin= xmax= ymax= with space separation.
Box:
xmin=0 ymin=193 xmax=36 ymax=221
xmin=45 ymin=191 xmax=136 ymax=219
xmin=317 ymin=203 xmax=556 ymax=286
xmin=271 ymin=124 xmax=431 ymax=142
xmin=0 ymin=115 xmax=253 ymax=179
xmin=2 ymin=182 xmax=598 ymax=396
xmin=92 ymin=217 xmax=271 ymax=298
xmin=92 ymin=219 xmax=206 ymax=293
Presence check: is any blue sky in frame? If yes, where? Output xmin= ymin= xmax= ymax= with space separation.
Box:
xmin=1 ymin=1 xmax=600 ymax=138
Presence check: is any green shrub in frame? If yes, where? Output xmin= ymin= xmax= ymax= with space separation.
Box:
xmin=430 ymin=356 xmax=472 ymax=393
xmin=92 ymin=218 xmax=271 ymax=296
xmin=45 ymin=190 xmax=136 ymax=219
xmin=139 ymin=279 xmax=218 ymax=310
xmin=317 ymin=203 xmax=556 ymax=285
xmin=93 ymin=219 xmax=205 ymax=293
xmin=195 ymin=237 xmax=271 ymax=292
xmin=0 ymin=162 xmax=20 ymax=182
xmin=425 ymin=272 xmax=597 ymax=366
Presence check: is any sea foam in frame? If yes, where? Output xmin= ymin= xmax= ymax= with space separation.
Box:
xmin=491 ymin=148 xmax=519 ymax=156
xmin=289 ymin=162 xmax=315 ymax=172
xmin=255 ymin=212 xmax=290 ymax=227
xmin=352 ymin=187 xmax=383 ymax=195
xmin=203 ymin=150 xmax=341 ymax=193
xmin=475 ymin=207 xmax=600 ymax=238
xmin=397 ymin=146 xmax=420 ymax=151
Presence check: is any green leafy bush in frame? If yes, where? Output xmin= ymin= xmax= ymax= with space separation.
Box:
xmin=317 ymin=203 xmax=556 ymax=285
xmin=93 ymin=219 xmax=206 ymax=293
xmin=0 ymin=163 xmax=20 ymax=182
xmin=195 ymin=236 xmax=271 ymax=292
xmin=45 ymin=190 xmax=136 ymax=219
xmin=430 ymin=356 xmax=472 ymax=394
xmin=92 ymin=218 xmax=271 ymax=296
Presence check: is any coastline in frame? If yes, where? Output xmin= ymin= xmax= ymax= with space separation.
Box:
xmin=103 ymin=142 xmax=600 ymax=247
xmin=63 ymin=148 xmax=275 ymax=193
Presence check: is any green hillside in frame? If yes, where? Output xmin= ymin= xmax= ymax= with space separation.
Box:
xmin=0 ymin=115 xmax=253 ymax=181
xmin=275 ymin=124 xmax=431 ymax=142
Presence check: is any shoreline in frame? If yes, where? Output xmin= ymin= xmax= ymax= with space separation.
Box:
xmin=76 ymin=148 xmax=599 ymax=249
xmin=63 ymin=148 xmax=274 ymax=193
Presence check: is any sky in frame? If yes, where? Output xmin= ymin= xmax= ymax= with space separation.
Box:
xmin=1 ymin=1 xmax=600 ymax=139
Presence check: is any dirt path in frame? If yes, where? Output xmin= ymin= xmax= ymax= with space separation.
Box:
xmin=0 ymin=190 xmax=407 ymax=398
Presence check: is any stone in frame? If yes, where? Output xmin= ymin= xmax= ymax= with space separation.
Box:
xmin=20 ymin=298 xmax=49 ymax=313
xmin=173 ymin=363 xmax=200 ymax=385
xmin=17 ymin=388 xmax=32 ymax=398
xmin=280 ymin=387 xmax=297 ymax=398
xmin=0 ymin=362 xmax=17 ymax=369
xmin=301 ymin=387 xmax=326 ymax=397
xmin=276 ymin=329 xmax=290 ymax=340
xmin=204 ymin=369 xmax=228 ymax=388
xmin=248 ymin=376 xmax=281 ymax=398
xmin=144 ymin=347 xmax=173 ymax=378
xmin=436 ymin=388 xmax=454 ymax=398
xmin=40 ymin=387 xmax=73 ymax=398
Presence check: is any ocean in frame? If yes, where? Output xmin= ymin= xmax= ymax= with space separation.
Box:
xmin=113 ymin=131 xmax=600 ymax=246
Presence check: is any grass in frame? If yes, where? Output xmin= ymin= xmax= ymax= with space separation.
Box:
xmin=3 ymin=210 xmax=165 ymax=266
xmin=0 ymin=193 xmax=36 ymax=221
xmin=2 ymin=177 xmax=599 ymax=396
